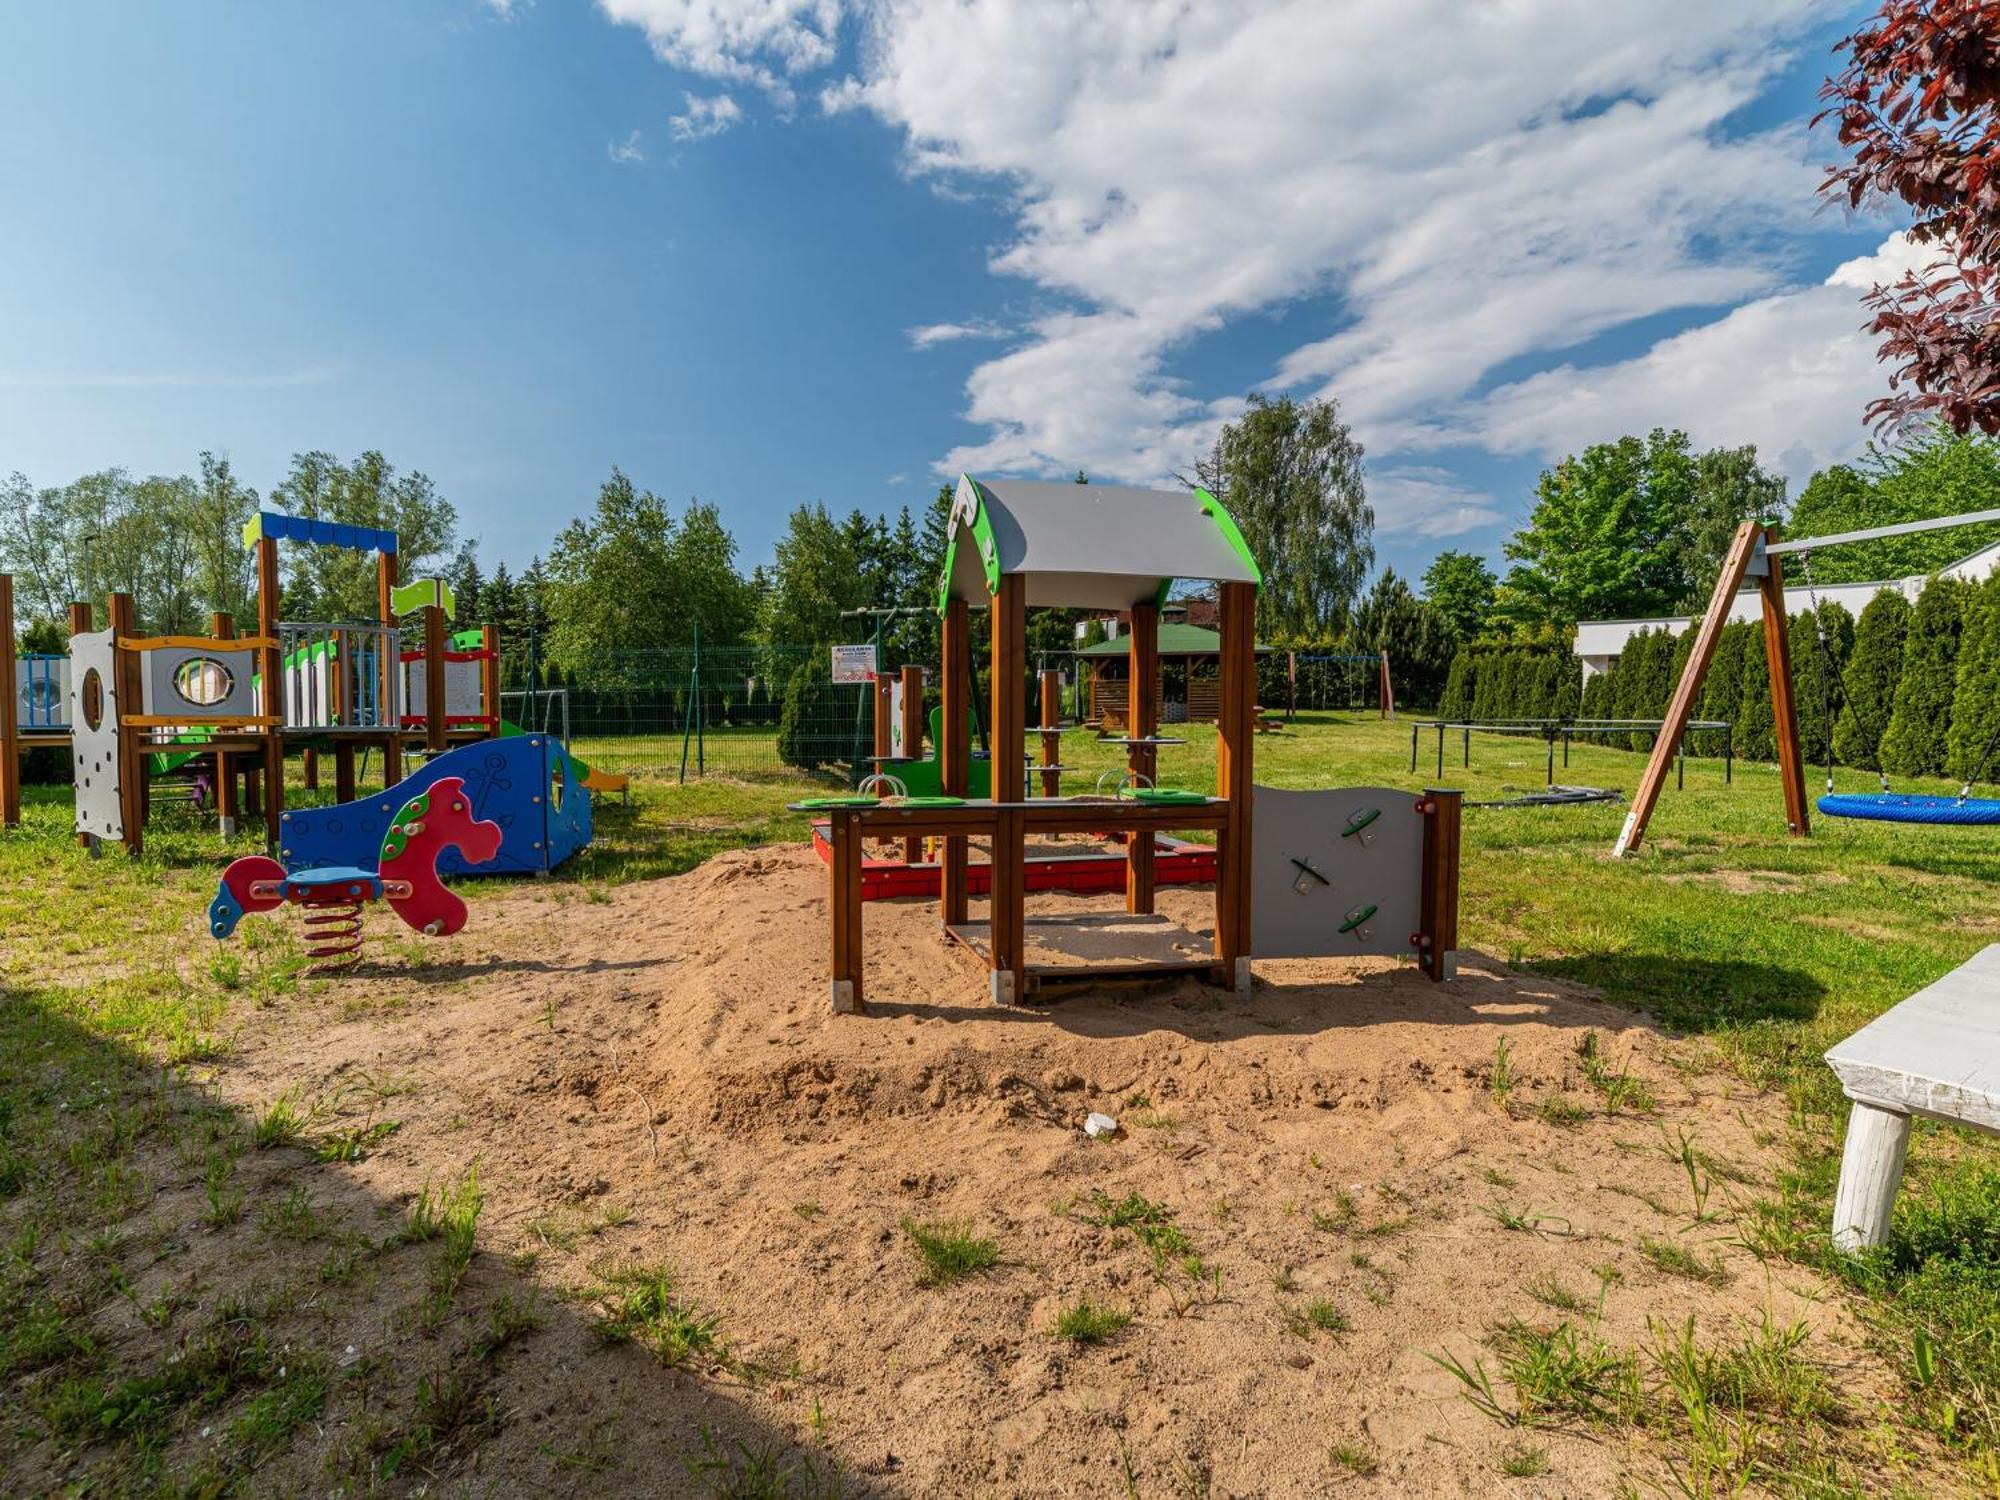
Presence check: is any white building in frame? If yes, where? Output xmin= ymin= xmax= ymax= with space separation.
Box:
xmin=1573 ymin=538 xmax=2000 ymax=680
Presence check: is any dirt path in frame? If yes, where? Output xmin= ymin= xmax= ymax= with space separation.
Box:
xmin=200 ymin=846 xmax=1917 ymax=1495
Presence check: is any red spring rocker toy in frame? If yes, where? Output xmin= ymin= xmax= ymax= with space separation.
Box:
xmin=208 ymin=776 xmax=502 ymax=973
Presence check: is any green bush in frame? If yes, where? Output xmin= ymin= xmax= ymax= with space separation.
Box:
xmin=776 ymin=656 xmax=850 ymax=773
xmin=1737 ymin=625 xmax=1774 ymax=762
xmin=1832 ymin=590 xmax=1911 ymax=772
xmin=1947 ymin=575 xmax=2000 ymax=785
xmin=1881 ymin=576 xmax=1970 ymax=778
xmin=1790 ymin=602 xmax=1853 ymax=770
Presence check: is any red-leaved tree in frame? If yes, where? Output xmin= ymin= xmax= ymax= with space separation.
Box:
xmin=1821 ymin=1 xmax=2000 ymax=432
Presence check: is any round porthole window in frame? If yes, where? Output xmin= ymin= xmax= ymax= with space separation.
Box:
xmin=172 ymin=657 xmax=233 ymax=707
xmin=81 ymin=669 xmax=104 ymax=731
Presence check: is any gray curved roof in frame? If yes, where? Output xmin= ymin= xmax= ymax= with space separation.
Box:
xmin=940 ymin=475 xmax=1262 ymax=611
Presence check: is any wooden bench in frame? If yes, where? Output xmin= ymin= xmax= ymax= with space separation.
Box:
xmin=1824 ymin=944 xmax=2000 ymax=1251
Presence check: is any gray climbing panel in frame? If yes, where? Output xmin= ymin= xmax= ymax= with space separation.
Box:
xmin=70 ymin=630 xmax=123 ymax=841
xmin=1250 ymin=786 xmax=1424 ymax=960
xmin=141 ymin=644 xmax=260 ymax=720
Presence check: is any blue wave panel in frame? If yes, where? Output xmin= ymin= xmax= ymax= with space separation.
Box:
xmin=279 ymin=734 xmax=593 ymax=876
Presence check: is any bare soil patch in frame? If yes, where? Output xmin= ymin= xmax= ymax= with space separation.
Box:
xmin=185 ymin=845 xmax=1921 ymax=1495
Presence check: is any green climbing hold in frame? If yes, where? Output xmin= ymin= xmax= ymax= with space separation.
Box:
xmin=1338 ymin=903 xmax=1378 ymax=934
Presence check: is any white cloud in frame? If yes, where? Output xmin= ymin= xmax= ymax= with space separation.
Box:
xmin=482 ymin=0 xmax=529 ymax=17
xmin=1462 ymin=233 xmax=1931 ymax=490
xmin=669 ymin=91 xmax=744 ymax=142
xmin=598 ymin=1 xmax=1889 ymax=537
xmin=597 ymin=0 xmax=839 ymax=100
xmin=608 ymin=129 xmax=646 ymax=165
xmin=906 ymin=319 xmax=1007 ymax=349
xmin=885 ymin=471 xmax=907 ymax=484
xmin=1369 ymin=468 xmax=1503 ymax=540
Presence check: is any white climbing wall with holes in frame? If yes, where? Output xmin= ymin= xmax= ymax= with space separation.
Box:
xmin=1249 ymin=786 xmax=1426 ymax=960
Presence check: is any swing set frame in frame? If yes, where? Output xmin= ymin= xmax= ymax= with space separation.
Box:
xmin=1611 ymin=509 xmax=2000 ymax=857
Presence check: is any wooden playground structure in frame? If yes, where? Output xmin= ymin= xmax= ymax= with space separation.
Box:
xmin=802 ymin=477 xmax=1462 ymax=1012
xmin=2 ymin=510 xmax=505 ymax=853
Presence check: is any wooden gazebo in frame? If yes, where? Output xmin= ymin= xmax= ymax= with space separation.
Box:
xmin=1078 ymin=621 xmax=1271 ymax=726
xmin=805 ymin=474 xmax=1264 ymax=1011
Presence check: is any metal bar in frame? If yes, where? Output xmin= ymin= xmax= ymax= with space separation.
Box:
xmin=1765 ymin=507 xmax=2000 ymax=555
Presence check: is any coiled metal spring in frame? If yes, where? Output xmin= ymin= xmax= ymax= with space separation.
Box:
xmin=302 ymin=902 xmax=364 ymax=974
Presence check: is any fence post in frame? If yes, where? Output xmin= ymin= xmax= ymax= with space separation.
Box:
xmin=694 ymin=620 xmax=705 ymax=776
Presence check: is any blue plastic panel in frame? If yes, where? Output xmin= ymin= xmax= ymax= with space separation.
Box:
xmin=279 ymin=733 xmax=593 ymax=876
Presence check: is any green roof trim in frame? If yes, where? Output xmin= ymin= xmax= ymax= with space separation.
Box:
xmin=1075 ymin=623 xmax=1271 ymax=657
xmin=391 ymin=577 xmax=457 ymax=620
xmin=1194 ymin=488 xmax=1261 ymax=588
xmin=937 ymin=473 xmax=1003 ymax=613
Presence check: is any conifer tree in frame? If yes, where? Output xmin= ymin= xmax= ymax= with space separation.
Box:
xmin=1881 ymin=576 xmax=1970 ymax=778
xmin=1946 ymin=575 xmax=2000 ymax=785
xmin=1832 ymin=590 xmax=1912 ymax=772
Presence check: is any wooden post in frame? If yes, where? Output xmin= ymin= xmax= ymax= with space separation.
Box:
xmin=1418 ymin=787 xmax=1462 ymax=981
xmin=1125 ymin=600 xmax=1159 ymax=914
xmin=423 ymin=603 xmax=447 ymax=754
xmin=872 ymin=671 xmax=894 ymax=774
xmin=1612 ymin=520 xmax=1765 ymax=857
xmin=989 ymin=577 xmax=1027 ymax=1004
xmin=1215 ymin=581 xmax=1256 ymax=988
xmin=302 ymin=747 xmax=319 ymax=790
xmin=1379 ymin=649 xmax=1395 ymax=720
xmin=0 ymin=574 xmax=18 ymax=828
xmin=334 ymin=742 xmax=357 ymax=802
xmin=1038 ymin=668 xmax=1061 ymax=798
xmin=107 ymin=593 xmax=145 ymax=854
xmin=829 ymin=807 xmax=863 ymax=1014
xmin=900 ymin=663 xmax=924 ymax=863
xmin=211 ymin=612 xmax=238 ymax=836
xmin=257 ymin=536 xmax=285 ymax=848
xmin=940 ymin=595 xmax=970 ymax=926
xmin=1761 ymin=552 xmax=1810 ymax=838
xmin=1831 ymin=1102 xmax=1913 ymax=1251
xmin=479 ymin=623 xmax=500 ymax=739
xmin=379 ymin=549 xmax=402 ymax=788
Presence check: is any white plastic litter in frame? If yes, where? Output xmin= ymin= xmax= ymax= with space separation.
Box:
xmin=1083 ymin=1112 xmax=1118 ymax=1138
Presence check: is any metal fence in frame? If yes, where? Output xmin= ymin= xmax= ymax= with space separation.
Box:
xmin=538 ymin=643 xmax=889 ymax=783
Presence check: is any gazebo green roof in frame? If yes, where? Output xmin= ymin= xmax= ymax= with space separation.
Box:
xmin=1077 ymin=624 xmax=1271 ymax=657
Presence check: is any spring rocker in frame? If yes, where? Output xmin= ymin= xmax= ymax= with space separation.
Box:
xmin=207 ymin=775 xmax=501 ymax=972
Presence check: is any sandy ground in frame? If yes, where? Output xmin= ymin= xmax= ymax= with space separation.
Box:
xmin=190 ymin=845 xmax=1918 ymax=1496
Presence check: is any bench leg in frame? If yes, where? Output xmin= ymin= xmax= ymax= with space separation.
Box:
xmin=1832 ymin=1101 xmax=1911 ymax=1252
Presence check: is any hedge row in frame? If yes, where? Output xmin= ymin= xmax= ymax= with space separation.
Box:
xmin=1568 ymin=573 xmax=2000 ymax=782
xmin=1436 ymin=646 xmax=1581 ymax=725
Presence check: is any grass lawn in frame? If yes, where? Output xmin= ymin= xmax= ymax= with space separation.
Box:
xmin=3 ymin=711 xmax=1998 ymax=1492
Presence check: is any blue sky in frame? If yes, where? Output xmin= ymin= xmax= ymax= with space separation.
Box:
xmin=0 ymin=2 xmax=1902 ymax=587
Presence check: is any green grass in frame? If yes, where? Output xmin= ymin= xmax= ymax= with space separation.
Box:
xmin=4 ymin=713 xmax=2000 ymax=1485
xmin=1049 ymin=1298 xmax=1132 ymax=1345
xmin=900 ymin=1218 xmax=1001 ymax=1287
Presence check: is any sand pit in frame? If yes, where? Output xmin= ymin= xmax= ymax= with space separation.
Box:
xmin=210 ymin=845 xmax=1907 ymax=1495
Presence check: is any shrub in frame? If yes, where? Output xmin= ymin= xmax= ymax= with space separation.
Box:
xmin=1881 ymin=575 xmax=1970 ymax=778
xmin=1832 ymin=590 xmax=1911 ymax=772
xmin=776 ymin=656 xmax=850 ymax=773
xmin=1947 ymin=574 xmax=2000 ymax=785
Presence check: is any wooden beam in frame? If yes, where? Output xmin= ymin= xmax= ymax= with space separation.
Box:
xmin=900 ymin=663 xmax=924 ymax=863
xmin=830 ymin=807 xmax=863 ymax=1013
xmin=1215 ymin=582 xmax=1257 ymax=984
xmin=379 ymin=549 xmax=401 ymax=784
xmin=1761 ymin=551 xmax=1810 ymax=837
xmin=334 ymin=741 xmax=357 ymax=803
xmin=989 ymin=577 xmax=1027 ymax=1004
xmin=940 ymin=595 xmax=970 ymax=926
xmin=257 ymin=536 xmax=285 ymax=848
xmin=0 ymin=574 xmax=18 ymax=828
xmin=423 ymin=604 xmax=447 ymax=754
xmin=480 ymin=624 xmax=501 ymax=737
xmin=1611 ymin=519 xmax=1765 ymax=857
xmin=872 ymin=671 xmax=894 ymax=769
xmin=1038 ymin=668 xmax=1061 ymax=798
xmin=208 ymin=612 xmax=237 ymax=835
xmin=1126 ymin=600 xmax=1159 ymax=914
xmin=1419 ymin=789 xmax=1463 ymax=981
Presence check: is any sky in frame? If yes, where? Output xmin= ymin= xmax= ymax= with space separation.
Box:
xmin=0 ymin=1 xmax=1911 ymax=587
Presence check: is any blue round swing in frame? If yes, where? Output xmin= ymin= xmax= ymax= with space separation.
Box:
xmin=1817 ymin=792 xmax=2000 ymax=826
